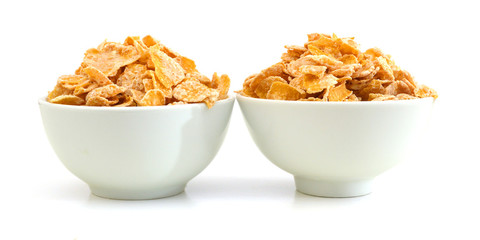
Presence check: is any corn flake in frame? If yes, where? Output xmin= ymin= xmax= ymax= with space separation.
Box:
xmin=240 ymin=33 xmax=437 ymax=102
xmin=83 ymin=42 xmax=140 ymax=76
xmin=49 ymin=95 xmax=85 ymax=105
xmin=266 ymin=82 xmax=305 ymax=100
xmin=48 ymin=35 xmax=229 ymax=107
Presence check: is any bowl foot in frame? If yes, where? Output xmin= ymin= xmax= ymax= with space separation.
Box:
xmin=294 ymin=176 xmax=373 ymax=198
xmin=89 ymin=184 xmax=186 ymax=200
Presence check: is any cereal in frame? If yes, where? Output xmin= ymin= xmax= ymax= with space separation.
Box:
xmin=303 ymin=74 xmax=338 ymax=94
xmin=213 ymin=73 xmax=231 ymax=100
xmin=175 ymin=56 xmax=197 ymax=74
xmin=81 ymin=66 xmax=114 ymax=86
xmin=116 ymin=64 xmax=148 ymax=91
xmin=150 ymin=45 xmax=185 ymax=89
xmin=49 ymin=95 xmax=85 ymax=105
xmin=254 ymin=76 xmax=287 ymax=98
xmin=239 ymin=33 xmax=437 ymax=101
xmin=173 ymin=79 xmax=219 ymax=107
xmin=47 ymin=35 xmax=230 ymax=107
xmin=83 ymin=42 xmax=141 ymax=77
xmin=140 ymin=89 xmax=165 ymax=106
xmin=114 ymin=95 xmax=135 ymax=107
xmin=328 ymin=83 xmax=353 ymax=101
xmin=266 ymin=82 xmax=305 ymax=100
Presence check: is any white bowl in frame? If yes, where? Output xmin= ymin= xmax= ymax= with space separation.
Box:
xmin=39 ymin=96 xmax=234 ymax=200
xmin=237 ymin=94 xmax=434 ymax=197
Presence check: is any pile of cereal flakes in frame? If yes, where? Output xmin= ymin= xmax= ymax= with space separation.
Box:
xmin=48 ymin=35 xmax=230 ymax=108
xmin=239 ymin=33 xmax=437 ymax=101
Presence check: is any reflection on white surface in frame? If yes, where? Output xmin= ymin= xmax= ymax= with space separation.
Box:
xmin=45 ymin=175 xmax=378 ymax=209
xmin=186 ymin=176 xmax=294 ymax=200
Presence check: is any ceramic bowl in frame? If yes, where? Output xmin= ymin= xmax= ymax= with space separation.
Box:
xmin=237 ymin=94 xmax=434 ymax=197
xmin=39 ymin=96 xmax=234 ymax=200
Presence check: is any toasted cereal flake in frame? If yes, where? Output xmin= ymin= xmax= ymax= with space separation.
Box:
xmin=287 ymin=56 xmax=323 ymax=77
xmin=140 ymin=89 xmax=165 ymax=106
xmin=285 ymin=45 xmax=307 ymax=56
xmin=414 ymin=84 xmax=438 ymax=99
xmin=282 ymin=45 xmax=307 ymax=62
xmin=266 ymin=82 xmax=305 ymax=100
xmin=347 ymin=79 xmax=372 ymax=91
xmin=188 ymin=72 xmax=214 ymax=90
xmin=48 ymin=83 xmax=73 ymax=100
xmin=173 ymin=79 xmax=218 ymax=104
xmin=281 ymin=52 xmax=298 ymax=62
xmin=336 ymin=76 xmax=353 ymax=84
xmin=262 ymin=62 xmax=289 ymax=79
xmin=337 ymin=38 xmax=360 ymax=56
xmin=143 ymin=35 xmax=179 ymax=58
xmin=307 ymin=44 xmax=330 ymax=57
xmin=310 ymin=55 xmax=343 ymax=69
xmin=150 ymin=45 xmax=185 ymax=88
xmin=57 ymin=75 xmax=88 ymax=90
xmin=369 ymin=94 xmax=396 ymax=101
xmin=125 ymin=36 xmax=149 ymax=63
xmin=345 ymin=93 xmax=360 ymax=101
xmin=126 ymin=89 xmax=146 ymax=104
xmin=393 ymin=69 xmax=413 ymax=81
xmin=249 ymin=63 xmax=288 ymax=91
xmin=114 ymin=95 xmax=136 ymax=107
xmin=303 ymin=74 xmax=338 ymax=94
xmin=73 ymin=80 xmax=97 ymax=96
xmin=142 ymin=35 xmax=159 ymax=47
xmin=364 ymin=48 xmax=385 ymax=58
xmin=175 ymin=56 xmax=197 ymax=73
xmin=299 ymin=65 xmax=327 ymax=77
xmin=142 ymin=72 xmax=160 ymax=92
xmin=339 ymin=54 xmax=358 ymax=64
xmin=254 ymin=76 xmax=287 ymax=99
xmin=299 ymin=97 xmax=322 ymax=101
xmin=240 ymin=87 xmax=257 ymax=98
xmin=308 ymin=34 xmax=336 ymax=49
xmin=49 ymin=95 xmax=85 ymax=105
xmin=86 ymin=84 xmax=125 ymax=101
xmin=396 ymin=93 xmax=417 ymax=100
xmin=143 ymin=36 xmax=179 ymax=58
xmin=352 ymin=64 xmax=379 ymax=79
xmin=86 ymin=96 xmax=112 ymax=106
xmin=82 ymin=66 xmax=114 ymax=86
xmin=357 ymin=80 xmax=386 ymax=100
xmin=328 ymin=83 xmax=353 ymax=101
xmin=385 ymin=80 xmax=413 ymax=96
xmin=215 ymin=73 xmax=231 ymax=99
xmin=375 ymin=56 xmax=395 ymax=80
xmin=117 ymin=64 xmax=148 ymax=91
xmin=307 ymin=33 xmax=322 ymax=42
xmin=168 ymin=101 xmax=187 ymax=105
xmin=330 ymin=65 xmax=355 ymax=78
xmin=151 ymin=70 xmax=173 ymax=98
xmin=124 ymin=36 xmax=141 ymax=46
xmin=83 ymin=42 xmax=140 ymax=76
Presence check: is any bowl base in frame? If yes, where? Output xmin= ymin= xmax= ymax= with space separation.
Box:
xmin=89 ymin=184 xmax=186 ymax=200
xmin=294 ymin=176 xmax=373 ymax=198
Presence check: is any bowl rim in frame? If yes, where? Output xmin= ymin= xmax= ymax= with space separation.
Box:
xmin=236 ymin=93 xmax=434 ymax=105
xmin=39 ymin=94 xmax=235 ymax=111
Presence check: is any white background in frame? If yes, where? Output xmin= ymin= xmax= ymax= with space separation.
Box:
xmin=1 ymin=0 xmax=479 ymax=239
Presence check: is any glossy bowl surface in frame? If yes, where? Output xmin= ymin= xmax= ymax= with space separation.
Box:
xmin=237 ymin=94 xmax=434 ymax=197
xmin=39 ymin=96 xmax=235 ymax=200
